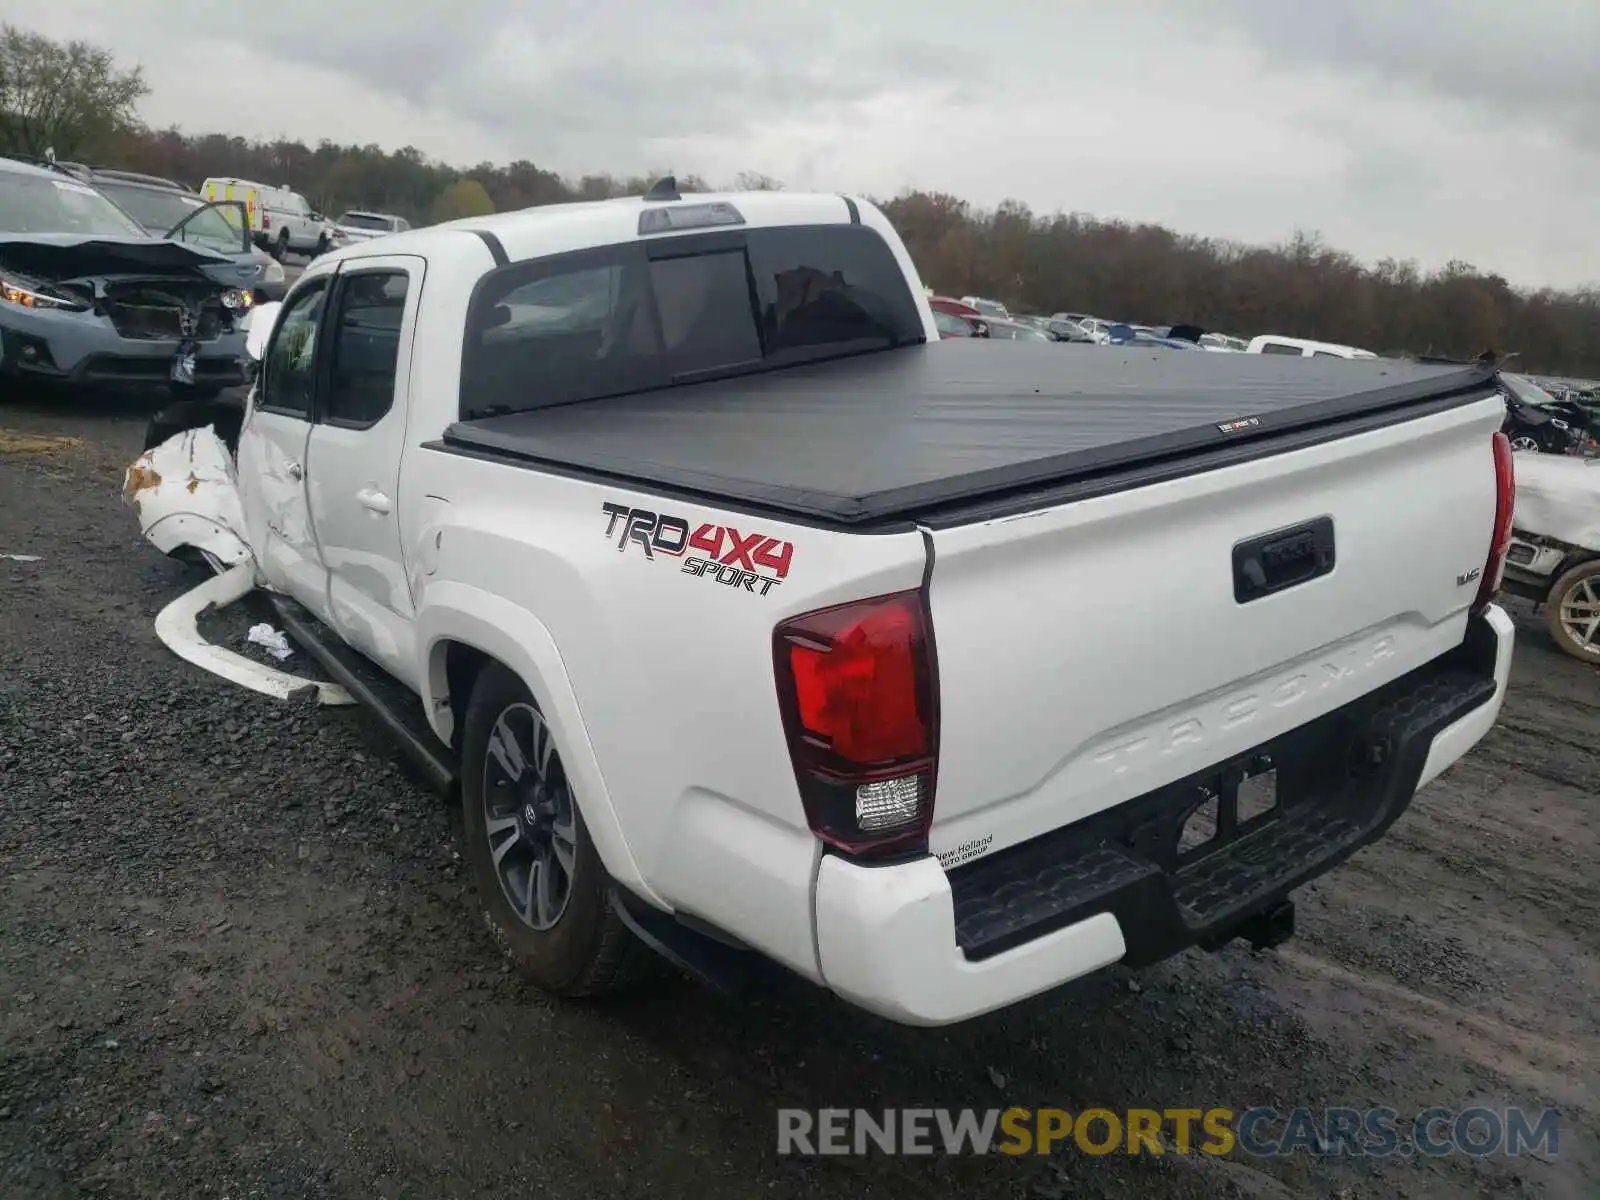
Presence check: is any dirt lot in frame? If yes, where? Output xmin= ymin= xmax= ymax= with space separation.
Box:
xmin=1 ymin=391 xmax=1596 ymax=1200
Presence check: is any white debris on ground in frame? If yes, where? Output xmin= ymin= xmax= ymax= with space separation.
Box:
xmin=246 ymin=623 xmax=295 ymax=661
xmin=1 ymin=554 xmax=41 ymax=562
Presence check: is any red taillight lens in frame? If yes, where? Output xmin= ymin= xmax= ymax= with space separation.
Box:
xmin=774 ymin=590 xmax=939 ymax=858
xmin=1475 ymin=430 xmax=1516 ymax=611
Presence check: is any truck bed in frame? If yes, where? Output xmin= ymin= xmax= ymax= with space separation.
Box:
xmin=441 ymin=342 xmax=1497 ymax=526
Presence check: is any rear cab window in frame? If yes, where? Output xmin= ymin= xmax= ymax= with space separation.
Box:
xmin=459 ymin=223 xmax=925 ymax=419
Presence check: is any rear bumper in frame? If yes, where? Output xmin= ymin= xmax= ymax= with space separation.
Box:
xmin=814 ymin=604 xmax=1514 ymax=1026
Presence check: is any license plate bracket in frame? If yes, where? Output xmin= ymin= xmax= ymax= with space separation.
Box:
xmin=1176 ymin=757 xmax=1280 ymax=862
xmin=169 ymin=339 xmax=198 ymax=385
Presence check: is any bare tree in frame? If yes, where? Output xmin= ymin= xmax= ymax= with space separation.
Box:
xmin=0 ymin=25 xmax=148 ymax=158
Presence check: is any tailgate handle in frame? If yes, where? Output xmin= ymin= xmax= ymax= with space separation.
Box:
xmin=1233 ymin=517 xmax=1335 ymax=604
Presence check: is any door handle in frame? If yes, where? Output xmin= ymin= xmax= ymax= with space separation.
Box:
xmin=286 ymin=460 xmax=303 ymax=481
xmin=356 ymin=487 xmax=393 ymax=515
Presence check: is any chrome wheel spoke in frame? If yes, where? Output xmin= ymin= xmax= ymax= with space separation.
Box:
xmin=490 ymin=824 xmax=522 ymax=868
xmin=488 ymin=713 xmax=527 ymax=782
xmin=523 ymin=857 xmax=542 ymax=925
xmin=527 ymin=708 xmax=555 ymax=782
xmin=533 ymin=850 xmax=559 ymax=927
xmin=551 ymin=811 xmax=577 ymax=877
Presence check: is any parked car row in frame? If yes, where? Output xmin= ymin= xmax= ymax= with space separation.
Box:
xmin=199 ymin=177 xmax=412 ymax=260
xmin=926 ymin=290 xmax=1390 ymax=360
xmin=1500 ymin=371 xmax=1600 ymax=458
xmin=0 ymin=154 xmax=259 ymax=398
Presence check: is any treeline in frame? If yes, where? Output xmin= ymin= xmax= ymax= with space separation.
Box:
xmin=90 ymin=127 xmax=1600 ymax=377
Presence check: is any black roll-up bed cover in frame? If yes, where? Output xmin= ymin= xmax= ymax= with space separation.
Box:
xmin=442 ymin=341 xmax=1499 ymax=526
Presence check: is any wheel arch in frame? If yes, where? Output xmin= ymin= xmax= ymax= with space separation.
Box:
xmin=417 ymin=582 xmax=659 ymax=906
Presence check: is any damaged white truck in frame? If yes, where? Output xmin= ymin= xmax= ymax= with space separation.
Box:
xmin=127 ymin=182 xmax=1518 ymax=1026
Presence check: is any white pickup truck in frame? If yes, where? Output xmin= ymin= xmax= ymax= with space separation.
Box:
xmin=128 ymin=182 xmax=1517 ymax=1026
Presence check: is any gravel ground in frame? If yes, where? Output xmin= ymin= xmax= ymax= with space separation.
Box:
xmin=1 ymin=391 xmax=1596 ymax=1200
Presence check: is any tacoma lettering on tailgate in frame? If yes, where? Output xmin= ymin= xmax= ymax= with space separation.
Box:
xmin=600 ymin=502 xmax=794 ymax=597
xmin=1090 ymin=635 xmax=1398 ymax=778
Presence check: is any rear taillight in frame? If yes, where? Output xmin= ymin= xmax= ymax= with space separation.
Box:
xmin=773 ymin=590 xmax=939 ymax=859
xmin=1474 ymin=431 xmax=1516 ymax=611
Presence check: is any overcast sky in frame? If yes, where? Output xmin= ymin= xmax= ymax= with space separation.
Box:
xmin=6 ymin=0 xmax=1596 ymax=289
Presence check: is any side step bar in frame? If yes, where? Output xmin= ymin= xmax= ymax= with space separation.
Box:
xmin=265 ymin=593 xmax=458 ymax=796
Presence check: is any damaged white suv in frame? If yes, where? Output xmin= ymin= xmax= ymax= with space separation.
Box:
xmin=127 ymin=182 xmax=1515 ymax=1026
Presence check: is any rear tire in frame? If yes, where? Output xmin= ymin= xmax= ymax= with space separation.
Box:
xmin=459 ymin=662 xmax=646 ymax=995
xmin=272 ymin=229 xmax=289 ymax=262
xmin=1544 ymin=560 xmax=1600 ymax=664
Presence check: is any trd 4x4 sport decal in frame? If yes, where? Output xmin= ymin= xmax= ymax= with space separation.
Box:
xmin=600 ymin=502 xmax=794 ymax=597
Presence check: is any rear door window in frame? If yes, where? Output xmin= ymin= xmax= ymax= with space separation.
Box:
xmin=1259 ymin=342 xmax=1304 ymax=356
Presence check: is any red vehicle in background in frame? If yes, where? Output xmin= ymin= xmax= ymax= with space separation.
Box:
xmin=929 ymin=295 xmax=990 ymax=338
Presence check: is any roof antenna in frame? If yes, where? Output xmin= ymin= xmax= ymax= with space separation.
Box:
xmin=644 ymin=175 xmax=680 ymax=202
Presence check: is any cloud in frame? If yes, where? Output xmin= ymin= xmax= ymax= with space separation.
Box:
xmin=2 ymin=0 xmax=1595 ymax=288
xmin=1176 ymin=0 xmax=1600 ymax=153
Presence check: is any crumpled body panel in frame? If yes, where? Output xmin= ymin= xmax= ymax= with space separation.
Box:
xmin=1512 ymin=454 xmax=1600 ymax=553
xmin=122 ymin=425 xmax=252 ymax=567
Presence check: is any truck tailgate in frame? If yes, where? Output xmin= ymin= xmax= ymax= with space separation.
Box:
xmin=924 ymin=393 xmax=1507 ymax=861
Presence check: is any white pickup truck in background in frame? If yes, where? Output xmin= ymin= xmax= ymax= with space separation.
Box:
xmin=201 ymin=177 xmax=329 ymax=260
xmin=127 ymin=182 xmax=1517 ymax=1026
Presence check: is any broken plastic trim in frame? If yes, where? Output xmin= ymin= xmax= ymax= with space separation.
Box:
xmin=154 ymin=560 xmax=355 ymax=706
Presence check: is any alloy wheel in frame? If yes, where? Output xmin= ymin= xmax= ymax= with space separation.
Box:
xmin=480 ymin=702 xmax=577 ymax=931
xmin=1557 ymin=575 xmax=1600 ymax=654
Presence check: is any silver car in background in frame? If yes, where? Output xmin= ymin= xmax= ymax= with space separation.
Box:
xmin=328 ymin=209 xmax=411 ymax=251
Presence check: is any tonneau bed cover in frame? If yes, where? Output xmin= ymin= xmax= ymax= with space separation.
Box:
xmin=443 ymin=342 xmax=1497 ymax=526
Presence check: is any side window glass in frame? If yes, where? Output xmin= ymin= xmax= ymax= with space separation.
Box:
xmin=259 ymin=283 xmax=328 ymax=417
xmin=748 ymin=225 xmax=924 ymax=355
xmin=324 ymin=271 xmax=411 ymax=427
xmin=464 ymin=255 xmax=657 ymax=412
xmin=1259 ymin=342 xmax=1302 ymax=356
xmin=648 ymin=250 xmax=762 ymax=369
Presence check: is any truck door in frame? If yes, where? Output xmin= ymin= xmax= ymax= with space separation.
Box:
xmin=302 ymin=255 xmax=425 ymax=689
xmin=236 ymin=276 xmax=335 ymax=623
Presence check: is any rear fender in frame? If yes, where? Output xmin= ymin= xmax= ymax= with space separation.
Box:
xmin=416 ymin=580 xmax=658 ymax=907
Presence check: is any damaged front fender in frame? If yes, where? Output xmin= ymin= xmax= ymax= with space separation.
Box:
xmin=125 ymin=426 xmax=355 ymax=707
xmin=123 ymin=425 xmax=251 ymax=567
